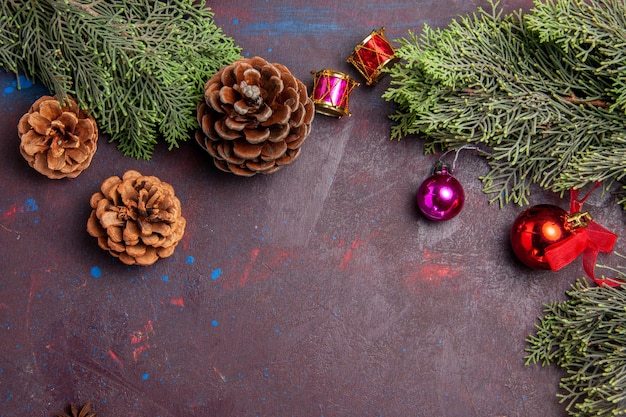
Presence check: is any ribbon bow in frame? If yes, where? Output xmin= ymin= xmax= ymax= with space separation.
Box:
xmin=544 ymin=183 xmax=623 ymax=287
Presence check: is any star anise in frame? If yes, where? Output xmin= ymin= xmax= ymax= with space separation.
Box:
xmin=56 ymin=402 xmax=96 ymax=417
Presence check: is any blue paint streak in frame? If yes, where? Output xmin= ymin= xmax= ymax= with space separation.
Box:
xmin=211 ymin=268 xmax=222 ymax=280
xmin=238 ymin=8 xmax=342 ymax=36
xmin=90 ymin=266 xmax=102 ymax=278
xmin=243 ymin=20 xmax=345 ymax=36
xmin=142 ymin=373 xmax=149 ymax=381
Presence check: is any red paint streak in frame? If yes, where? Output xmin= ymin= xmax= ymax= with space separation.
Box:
xmin=108 ymin=349 xmax=124 ymax=368
xmin=423 ymin=248 xmax=435 ymax=260
xmin=132 ymin=344 xmax=151 ymax=361
xmin=422 ymin=264 xmax=460 ymax=282
xmin=221 ymin=246 xmax=293 ymax=290
xmin=403 ymin=264 xmax=462 ymax=289
xmin=239 ymin=248 xmax=260 ymax=287
xmin=1 ymin=204 xmax=19 ymax=220
xmin=169 ymin=297 xmax=185 ymax=308
xmin=130 ymin=320 xmax=154 ymax=344
xmin=403 ymin=249 xmax=463 ymax=288
xmin=129 ymin=320 xmax=155 ymax=361
xmin=339 ymin=235 xmax=366 ymax=270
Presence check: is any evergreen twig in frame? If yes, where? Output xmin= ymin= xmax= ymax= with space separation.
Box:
xmin=383 ymin=0 xmax=626 ymax=208
xmin=526 ymin=269 xmax=626 ymax=417
xmin=0 ymin=0 xmax=241 ymax=159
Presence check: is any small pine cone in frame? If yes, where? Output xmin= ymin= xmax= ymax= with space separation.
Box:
xmin=87 ymin=170 xmax=186 ymax=266
xmin=196 ymin=56 xmax=315 ymax=176
xmin=18 ymin=95 xmax=98 ymax=179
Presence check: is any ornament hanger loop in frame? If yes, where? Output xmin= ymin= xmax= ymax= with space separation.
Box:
xmin=570 ymin=181 xmax=602 ymax=213
xmin=437 ymin=144 xmax=490 ymax=174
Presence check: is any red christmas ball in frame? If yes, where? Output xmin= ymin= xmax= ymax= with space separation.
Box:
xmin=510 ymin=204 xmax=572 ymax=270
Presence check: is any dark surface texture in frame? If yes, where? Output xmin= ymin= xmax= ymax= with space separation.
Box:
xmin=2 ymin=1 xmax=625 ymax=416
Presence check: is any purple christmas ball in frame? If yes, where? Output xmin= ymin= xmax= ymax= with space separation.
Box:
xmin=416 ymin=167 xmax=465 ymax=221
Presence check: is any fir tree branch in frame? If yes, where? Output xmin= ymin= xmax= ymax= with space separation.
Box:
xmin=560 ymin=136 xmax=626 ymax=187
xmin=527 ymin=0 xmax=626 ymax=117
xmin=0 ymin=0 xmax=241 ymax=159
xmin=383 ymin=0 xmax=626 ymax=208
xmin=526 ymin=276 xmax=626 ymax=417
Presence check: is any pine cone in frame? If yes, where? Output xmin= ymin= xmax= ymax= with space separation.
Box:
xmin=196 ymin=56 xmax=315 ymax=176
xmin=18 ymin=95 xmax=98 ymax=179
xmin=87 ymin=170 xmax=186 ymax=266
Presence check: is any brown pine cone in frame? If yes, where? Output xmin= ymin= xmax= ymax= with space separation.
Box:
xmin=18 ymin=95 xmax=98 ymax=179
xmin=196 ymin=56 xmax=315 ymax=176
xmin=87 ymin=170 xmax=186 ymax=266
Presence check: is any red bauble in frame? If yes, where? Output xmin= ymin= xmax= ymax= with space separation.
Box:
xmin=510 ymin=204 xmax=573 ymax=269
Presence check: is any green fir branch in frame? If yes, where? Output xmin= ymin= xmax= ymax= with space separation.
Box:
xmin=526 ymin=272 xmax=626 ymax=417
xmin=560 ymin=135 xmax=626 ymax=188
xmin=0 ymin=0 xmax=241 ymax=159
xmin=383 ymin=0 xmax=626 ymax=208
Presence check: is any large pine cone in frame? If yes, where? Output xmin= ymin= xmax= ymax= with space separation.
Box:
xmin=196 ymin=56 xmax=315 ymax=176
xmin=18 ymin=95 xmax=98 ymax=179
xmin=87 ymin=170 xmax=186 ymax=266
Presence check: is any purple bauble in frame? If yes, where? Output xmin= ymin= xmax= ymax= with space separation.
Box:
xmin=416 ymin=165 xmax=465 ymax=221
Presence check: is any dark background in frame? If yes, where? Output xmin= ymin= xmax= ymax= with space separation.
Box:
xmin=2 ymin=1 xmax=624 ymax=416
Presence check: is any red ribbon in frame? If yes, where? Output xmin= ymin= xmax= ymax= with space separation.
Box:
xmin=544 ymin=183 xmax=623 ymax=287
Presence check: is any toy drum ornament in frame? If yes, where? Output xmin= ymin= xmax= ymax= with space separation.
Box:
xmin=347 ymin=27 xmax=399 ymax=85
xmin=310 ymin=69 xmax=359 ymax=118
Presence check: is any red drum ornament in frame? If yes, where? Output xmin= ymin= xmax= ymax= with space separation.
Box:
xmin=347 ymin=27 xmax=399 ymax=85
xmin=510 ymin=205 xmax=572 ymax=270
xmin=310 ymin=70 xmax=359 ymax=118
